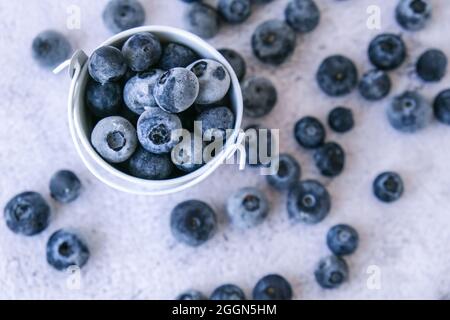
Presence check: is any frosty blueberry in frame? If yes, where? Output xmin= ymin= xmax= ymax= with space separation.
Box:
xmin=196 ymin=106 xmax=235 ymax=141
xmin=358 ymin=69 xmax=391 ymax=101
xmin=128 ymin=147 xmax=174 ymax=180
xmin=49 ymin=170 xmax=82 ymax=204
xmin=171 ymin=133 xmax=204 ymax=173
xmin=103 ymin=0 xmax=146 ymax=34
xmin=31 ymin=30 xmax=72 ymax=68
xmin=122 ymin=32 xmax=162 ymax=72
xmin=124 ymin=70 xmax=164 ymax=115
xmin=86 ymin=81 xmax=123 ymax=118
xmin=396 ymin=0 xmax=431 ymax=31
xmin=46 ymin=230 xmax=90 ymax=271
xmin=159 ymin=43 xmax=199 ymax=70
xmin=88 ymin=46 xmax=127 ymax=84
xmin=226 ymin=187 xmax=269 ymax=229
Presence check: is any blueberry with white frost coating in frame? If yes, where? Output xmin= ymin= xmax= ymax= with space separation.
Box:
xmin=121 ymin=32 xmax=162 ymax=72
xmin=171 ymin=133 xmax=204 ymax=173
xmin=128 ymin=147 xmax=174 ymax=180
xmin=88 ymin=46 xmax=127 ymax=84
xmin=153 ymin=68 xmax=199 ymax=113
xmin=91 ymin=116 xmax=138 ymax=163
xmin=226 ymin=187 xmax=269 ymax=229
xmin=124 ymin=70 xmax=163 ymax=115
xmin=196 ymin=106 xmax=235 ymax=140
xmin=188 ymin=59 xmax=231 ymax=105
xmin=358 ymin=69 xmax=391 ymax=101
xmin=137 ymin=108 xmax=182 ymax=154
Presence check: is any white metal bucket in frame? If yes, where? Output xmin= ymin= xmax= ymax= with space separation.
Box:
xmin=67 ymin=26 xmax=243 ymax=195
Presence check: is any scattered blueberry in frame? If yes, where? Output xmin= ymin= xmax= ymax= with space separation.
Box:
xmin=396 ymin=0 xmax=432 ymax=31
xmin=91 ymin=116 xmax=138 ymax=163
xmin=253 ymin=274 xmax=293 ymax=300
xmin=46 ymin=230 xmax=90 ymax=271
xmin=185 ymin=3 xmax=220 ymax=39
xmin=434 ymin=89 xmax=450 ymax=125
xmin=171 ymin=133 xmax=204 ymax=173
xmin=242 ymin=77 xmax=277 ymax=118
xmin=177 ymin=290 xmax=206 ymax=300
xmin=4 ymin=192 xmax=50 ymax=236
xmin=31 ymin=30 xmax=72 ymax=68
xmin=316 ymin=55 xmax=358 ymax=96
xmin=358 ymin=69 xmax=391 ymax=101
xmin=159 ymin=43 xmax=199 ymax=70
xmin=226 ymin=187 xmax=269 ymax=229
xmin=373 ymin=171 xmax=404 ymax=203
xmin=287 ymin=180 xmax=331 ymax=224
xmin=210 ymin=284 xmax=246 ymax=300
xmin=327 ymin=224 xmax=359 ymax=256
xmin=219 ymin=48 xmax=247 ymax=81
xmin=285 ymin=0 xmax=320 ymax=33
xmin=86 ymin=81 xmax=123 ymax=118
xmin=122 ymin=32 xmax=162 ymax=72
xmin=294 ymin=116 xmax=326 ymax=149
xmin=252 ymin=20 xmax=297 ymax=65
xmin=128 ymin=147 xmax=174 ymax=180
xmin=49 ymin=170 xmax=82 ymax=204
xmin=170 ymin=200 xmax=217 ymax=247
xmin=124 ymin=70 xmax=163 ymax=115
xmin=314 ymin=255 xmax=349 ymax=289
xmin=88 ymin=46 xmax=127 ymax=84
xmin=368 ymin=33 xmax=406 ymax=71
xmin=416 ymin=49 xmax=448 ymax=82
xmin=314 ymin=142 xmax=345 ymax=177
xmin=218 ymin=0 xmax=251 ymax=24
xmin=103 ymin=0 xmax=146 ymax=34
xmin=328 ymin=107 xmax=354 ymax=133
xmin=387 ymin=91 xmax=432 ymax=133
xmin=196 ymin=106 xmax=235 ymax=140
xmin=266 ymin=154 xmax=301 ymax=191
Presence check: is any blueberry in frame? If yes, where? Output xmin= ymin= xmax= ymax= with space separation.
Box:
xmin=159 ymin=43 xmax=199 ymax=70
xmin=46 ymin=230 xmax=90 ymax=271
xmin=358 ymin=69 xmax=391 ymax=101
xmin=252 ymin=20 xmax=297 ymax=65
xmin=124 ymin=70 xmax=164 ymax=115
xmin=287 ymin=180 xmax=330 ymax=224
xmin=373 ymin=172 xmax=404 ymax=203
xmin=314 ymin=142 xmax=345 ymax=177
xmin=416 ymin=49 xmax=448 ymax=82
xmin=434 ymin=89 xmax=450 ymax=125
xmin=128 ymin=147 xmax=174 ymax=180
xmin=245 ymin=125 xmax=274 ymax=167
xmin=242 ymin=77 xmax=277 ymax=118
xmin=387 ymin=91 xmax=432 ymax=133
xmin=266 ymin=154 xmax=301 ymax=191
xmin=316 ymin=55 xmax=358 ymax=97
xmin=396 ymin=0 xmax=431 ymax=31
xmin=196 ymin=106 xmax=235 ymax=140
xmin=86 ymin=81 xmax=122 ymax=118
xmin=153 ymin=68 xmax=199 ymax=113
xmin=137 ymin=108 xmax=182 ymax=154
xmin=218 ymin=0 xmax=251 ymax=24
xmin=327 ymin=224 xmax=359 ymax=256
xmin=122 ymin=32 xmax=162 ymax=72
xmin=328 ymin=107 xmax=354 ymax=133
xmin=31 ymin=30 xmax=72 ymax=68
xmin=314 ymin=255 xmax=349 ymax=289
xmin=285 ymin=0 xmax=320 ymax=33
xmin=226 ymin=187 xmax=269 ymax=229
xmin=253 ymin=274 xmax=293 ymax=300
xmin=4 ymin=192 xmax=50 ymax=236
xmin=103 ymin=0 xmax=146 ymax=34
xmin=252 ymin=0 xmax=274 ymax=3
xmin=210 ymin=284 xmax=246 ymax=300
xmin=294 ymin=116 xmax=326 ymax=149
xmin=219 ymin=48 xmax=247 ymax=81
xmin=188 ymin=59 xmax=231 ymax=105
xmin=49 ymin=170 xmax=82 ymax=204
xmin=177 ymin=290 xmax=206 ymax=300
xmin=170 ymin=200 xmax=217 ymax=247
xmin=91 ymin=116 xmax=138 ymax=163
xmin=88 ymin=46 xmax=127 ymax=84
xmin=185 ymin=3 xmax=220 ymax=39
xmin=171 ymin=133 xmax=204 ymax=173
xmin=368 ymin=34 xmax=407 ymax=71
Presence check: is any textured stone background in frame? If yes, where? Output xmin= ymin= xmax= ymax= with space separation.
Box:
xmin=1 ymin=0 xmax=450 ymax=300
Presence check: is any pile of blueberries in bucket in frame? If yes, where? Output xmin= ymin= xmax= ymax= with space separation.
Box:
xmin=8 ymin=0 xmax=450 ymax=299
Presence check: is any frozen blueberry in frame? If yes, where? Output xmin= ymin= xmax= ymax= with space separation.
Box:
xmin=46 ymin=230 xmax=90 ymax=271
xmin=314 ymin=255 xmax=349 ymax=289
xmin=245 ymin=125 xmax=274 ymax=167
xmin=49 ymin=170 xmax=82 ymax=204
xmin=373 ymin=172 xmax=404 ymax=203
xmin=4 ymin=192 xmax=50 ymax=236
xmin=170 ymin=200 xmax=217 ymax=247
xmin=416 ymin=49 xmax=448 ymax=82
xmin=242 ymin=77 xmax=277 ymax=118
xmin=327 ymin=224 xmax=359 ymax=256
xmin=171 ymin=133 xmax=204 ymax=173
xmin=434 ymin=89 xmax=450 ymax=125
xmin=124 ymin=70 xmax=163 ymax=115
xmin=177 ymin=290 xmax=206 ymax=300
xmin=328 ymin=107 xmax=354 ymax=133
xmin=160 ymin=43 xmax=199 ymax=70
xmin=287 ymin=180 xmax=330 ymax=224
xmin=86 ymin=81 xmax=122 ymax=118
xmin=218 ymin=0 xmax=251 ymax=24
xmin=387 ymin=91 xmax=432 ymax=133
xmin=294 ymin=116 xmax=326 ymax=149
xmin=219 ymin=48 xmax=247 ymax=81
xmin=31 ymin=30 xmax=72 ymax=68
xmin=266 ymin=154 xmax=301 ymax=191
xmin=185 ymin=3 xmax=220 ymax=39
xmin=368 ymin=34 xmax=406 ymax=71
xmin=210 ymin=284 xmax=246 ymax=300
xmin=253 ymin=274 xmax=293 ymax=300
xmin=91 ymin=116 xmax=138 ymax=163
xmin=226 ymin=187 xmax=269 ymax=229
xmin=153 ymin=68 xmax=199 ymax=113
xmin=103 ymin=0 xmax=146 ymax=34
xmin=252 ymin=20 xmax=297 ymax=65
xmin=196 ymin=106 xmax=235 ymax=140
xmin=358 ymin=69 xmax=391 ymax=101
xmin=88 ymin=46 xmax=127 ymax=84
xmin=316 ymin=55 xmax=358 ymax=97
xmin=314 ymin=142 xmax=345 ymax=177
xmin=122 ymin=32 xmax=162 ymax=72
xmin=285 ymin=0 xmax=320 ymax=33
xmin=396 ymin=0 xmax=431 ymax=31
xmin=137 ymin=108 xmax=182 ymax=154
xmin=188 ymin=59 xmax=231 ymax=105
xmin=128 ymin=147 xmax=174 ymax=180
